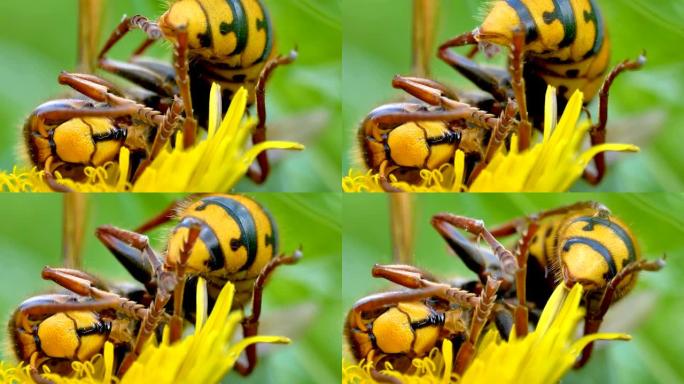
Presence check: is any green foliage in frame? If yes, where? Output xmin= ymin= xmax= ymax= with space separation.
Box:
xmin=342 ymin=0 xmax=684 ymax=191
xmin=342 ymin=193 xmax=684 ymax=383
xmin=0 ymin=0 xmax=340 ymax=192
xmin=0 ymin=193 xmax=341 ymax=383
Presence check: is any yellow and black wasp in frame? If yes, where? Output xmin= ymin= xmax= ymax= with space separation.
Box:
xmin=8 ymin=269 xmax=152 ymax=382
xmin=345 ymin=264 xmax=500 ymax=381
xmin=438 ymin=0 xmax=645 ymax=183
xmin=357 ymin=75 xmax=518 ymax=187
xmin=22 ymin=72 xmax=182 ymax=185
xmin=429 ymin=201 xmax=665 ymax=367
xmin=95 ymin=0 xmax=296 ymax=183
xmin=91 ymin=194 xmax=302 ymax=375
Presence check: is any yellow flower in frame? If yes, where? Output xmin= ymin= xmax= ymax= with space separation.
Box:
xmin=342 ymin=86 xmax=638 ymax=192
xmin=0 ymin=85 xmax=303 ymax=192
xmin=342 ymin=283 xmax=630 ymax=383
xmin=0 ymin=279 xmax=290 ymax=383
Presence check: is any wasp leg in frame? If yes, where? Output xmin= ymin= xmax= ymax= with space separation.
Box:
xmin=583 ymin=54 xmax=646 ymax=185
xmin=134 ymin=96 xmax=185 ymax=180
xmin=509 ymin=219 xmax=540 ymax=337
xmin=98 ymin=15 xmax=161 ymax=61
xmin=390 ymin=75 xmax=499 ymax=130
xmin=430 ymin=214 xmax=496 ymax=282
xmin=371 ymin=264 xmax=480 ymax=308
xmin=431 ymin=213 xmax=516 ymax=283
xmin=455 ymin=277 xmax=500 ymax=374
xmin=576 ymin=257 xmax=665 ymax=368
xmin=167 ymin=28 xmax=198 ymax=149
xmin=95 ymin=225 xmax=155 ymax=289
xmin=508 ymin=28 xmax=532 ymax=149
xmin=234 ymin=249 xmax=302 ymax=376
xmin=132 ymin=38 xmax=156 ymax=58
xmin=438 ymin=31 xmax=511 ymax=102
xmin=370 ymin=264 xmax=441 ymax=283
xmin=99 ymin=58 xmax=176 ymax=97
xmin=41 ymin=267 xmax=149 ymax=320
xmin=467 ymin=100 xmax=517 ymax=184
xmin=118 ymin=224 xmax=201 ymax=376
xmin=394 ymin=76 xmax=461 ymax=100
xmin=247 ymin=49 xmax=298 ymax=184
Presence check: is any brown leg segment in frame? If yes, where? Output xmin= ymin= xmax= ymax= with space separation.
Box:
xmin=371 ymin=264 xmax=479 ymax=308
xmin=234 ymin=249 xmax=303 ymax=376
xmin=583 ymin=54 xmax=646 ymax=185
xmin=454 ymin=277 xmax=500 ymax=374
xmin=508 ymin=29 xmax=531 ymax=150
xmin=167 ymin=28 xmax=198 ymax=149
xmin=438 ymin=31 xmax=511 ymax=102
xmin=575 ymin=257 xmax=665 ymax=368
xmin=431 ymin=213 xmax=518 ymax=279
xmin=247 ymin=49 xmax=298 ymax=184
xmin=97 ymin=15 xmax=162 ymax=61
xmin=118 ymin=224 xmax=200 ymax=376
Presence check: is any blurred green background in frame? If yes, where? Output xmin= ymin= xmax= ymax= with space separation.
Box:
xmin=343 ymin=193 xmax=684 ymax=383
xmin=0 ymin=193 xmax=341 ymax=383
xmin=342 ymin=0 xmax=684 ymax=191
xmin=0 ymin=0 xmax=341 ymax=192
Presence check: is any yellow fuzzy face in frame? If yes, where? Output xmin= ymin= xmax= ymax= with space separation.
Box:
xmin=167 ymin=195 xmax=277 ymax=278
xmin=37 ymin=311 xmax=106 ymax=361
xmin=557 ymin=213 xmax=639 ymax=293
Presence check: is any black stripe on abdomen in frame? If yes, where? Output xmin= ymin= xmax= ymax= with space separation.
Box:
xmin=506 ymin=0 xmax=539 ymax=44
xmin=197 ymin=196 xmax=258 ymax=272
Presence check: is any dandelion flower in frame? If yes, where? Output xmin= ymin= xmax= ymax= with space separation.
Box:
xmin=0 ymin=85 xmax=303 ymax=192
xmin=0 ymin=280 xmax=290 ymax=384
xmin=342 ymin=86 xmax=638 ymax=192
xmin=342 ymin=283 xmax=630 ymax=383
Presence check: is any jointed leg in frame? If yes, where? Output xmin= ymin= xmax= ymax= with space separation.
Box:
xmin=430 ymin=215 xmax=496 ymax=282
xmin=98 ymin=15 xmax=162 ymax=61
xmin=438 ymin=31 xmax=511 ymax=101
xmin=371 ymin=264 xmax=479 ymax=308
xmin=169 ymin=28 xmax=198 ymax=149
xmin=390 ymin=75 xmax=499 ymax=130
xmin=576 ymin=257 xmax=665 ymax=368
xmin=99 ymin=58 xmax=176 ymax=97
xmin=508 ymin=29 xmax=531 ymax=150
xmin=467 ymin=100 xmax=518 ymax=184
xmin=510 ymin=220 xmax=539 ymax=337
xmin=248 ymin=49 xmax=298 ymax=184
xmin=583 ymin=54 xmax=646 ymax=185
xmin=41 ymin=267 xmax=149 ymax=320
xmin=234 ymin=249 xmax=303 ymax=376
xmin=118 ymin=223 xmax=201 ymax=375
xmin=431 ymin=213 xmax=518 ymax=280
xmin=454 ymin=277 xmax=500 ymax=374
